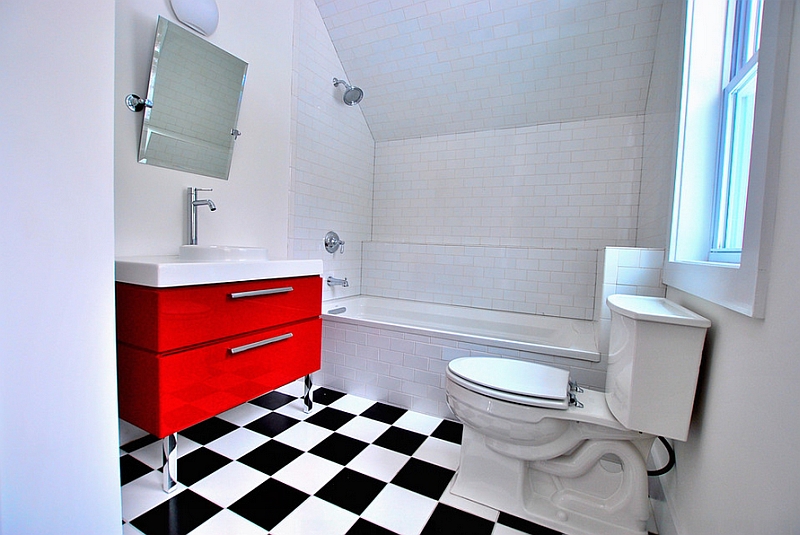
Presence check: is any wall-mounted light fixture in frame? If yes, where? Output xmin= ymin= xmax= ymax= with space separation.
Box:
xmin=169 ymin=0 xmax=219 ymax=36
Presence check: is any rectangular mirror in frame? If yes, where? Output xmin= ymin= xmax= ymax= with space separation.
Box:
xmin=136 ymin=16 xmax=248 ymax=180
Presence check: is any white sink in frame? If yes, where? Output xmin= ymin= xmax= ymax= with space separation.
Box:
xmin=115 ymin=255 xmax=323 ymax=288
xmin=179 ymin=245 xmax=269 ymax=262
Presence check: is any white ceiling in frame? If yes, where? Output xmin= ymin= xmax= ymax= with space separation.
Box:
xmin=314 ymin=0 xmax=665 ymax=142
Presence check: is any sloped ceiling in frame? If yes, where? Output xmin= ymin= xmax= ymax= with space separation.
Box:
xmin=314 ymin=0 xmax=665 ymax=142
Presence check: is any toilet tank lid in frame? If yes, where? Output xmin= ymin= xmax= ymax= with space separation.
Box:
xmin=607 ymin=295 xmax=711 ymax=328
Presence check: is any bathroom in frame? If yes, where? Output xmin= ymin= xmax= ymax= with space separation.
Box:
xmin=3 ymin=0 xmax=800 ymax=533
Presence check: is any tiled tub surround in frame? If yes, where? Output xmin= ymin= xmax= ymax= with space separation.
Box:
xmin=320 ymin=246 xmax=666 ymax=419
xmin=319 ymin=302 xmax=604 ymax=419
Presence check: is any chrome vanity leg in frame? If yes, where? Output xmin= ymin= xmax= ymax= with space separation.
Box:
xmin=162 ymin=433 xmax=178 ymax=493
xmin=303 ymin=374 xmax=313 ymax=413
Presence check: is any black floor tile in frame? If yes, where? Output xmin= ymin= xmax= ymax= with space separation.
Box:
xmin=228 ymin=478 xmax=309 ymax=531
xmin=315 ymin=468 xmax=387 ymax=515
xmin=360 ymin=402 xmax=407 ymax=424
xmin=313 ymin=387 xmax=347 ymax=405
xmin=238 ymin=439 xmax=303 ymax=475
xmin=305 ymin=406 xmax=356 ymax=430
xmin=245 ymin=412 xmax=300 ymax=437
xmin=421 ymin=503 xmax=495 ymax=535
xmin=431 ymin=419 xmax=463 ymax=444
xmin=120 ymin=455 xmax=153 ymax=486
xmin=373 ymin=426 xmax=427 ymax=455
xmin=178 ymin=417 xmax=238 ymax=445
xmin=496 ymin=512 xmax=562 ymax=534
xmin=391 ymin=458 xmax=455 ymax=500
xmin=120 ymin=433 xmax=159 ymax=453
xmin=177 ymin=447 xmax=232 ymax=486
xmin=309 ymin=433 xmax=369 ymax=465
xmin=249 ymin=390 xmax=296 ymax=410
xmin=346 ymin=518 xmax=399 ymax=535
xmin=130 ymin=490 xmax=222 ymax=535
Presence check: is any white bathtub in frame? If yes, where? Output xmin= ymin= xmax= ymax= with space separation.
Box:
xmin=322 ymin=296 xmax=600 ymax=362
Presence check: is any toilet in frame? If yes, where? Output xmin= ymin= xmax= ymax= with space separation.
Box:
xmin=445 ymin=295 xmax=711 ymax=535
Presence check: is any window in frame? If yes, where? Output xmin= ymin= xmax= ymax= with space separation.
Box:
xmin=664 ymin=0 xmax=791 ymax=318
xmin=710 ymin=0 xmax=764 ymax=263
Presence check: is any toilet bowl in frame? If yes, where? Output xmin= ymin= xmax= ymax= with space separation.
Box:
xmin=445 ymin=295 xmax=710 ymax=535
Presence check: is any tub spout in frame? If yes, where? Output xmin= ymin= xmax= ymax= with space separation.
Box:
xmin=327 ymin=276 xmax=349 ymax=287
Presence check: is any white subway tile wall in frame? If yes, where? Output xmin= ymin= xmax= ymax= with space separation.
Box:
xmin=290 ymin=0 xmax=375 ymax=301
xmin=362 ymin=243 xmax=598 ymax=319
xmin=363 ymin=116 xmax=644 ymax=319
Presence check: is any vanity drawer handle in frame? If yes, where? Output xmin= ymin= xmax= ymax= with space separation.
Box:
xmin=230 ymin=286 xmax=294 ymax=299
xmin=229 ymin=333 xmax=293 ymax=355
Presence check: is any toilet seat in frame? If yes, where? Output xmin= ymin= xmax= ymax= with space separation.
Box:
xmin=447 ymin=357 xmax=571 ymax=410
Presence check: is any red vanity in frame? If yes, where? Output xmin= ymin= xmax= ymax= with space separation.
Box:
xmin=115 ymin=255 xmax=323 ymax=491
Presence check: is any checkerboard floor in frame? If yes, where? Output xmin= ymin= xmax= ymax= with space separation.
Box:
xmin=120 ymin=382 xmax=634 ymax=535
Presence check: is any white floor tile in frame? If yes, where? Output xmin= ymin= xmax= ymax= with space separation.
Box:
xmin=121 ymin=471 xmax=186 ymax=522
xmin=328 ymin=393 xmax=376 ymax=414
xmin=270 ymin=496 xmax=358 ymax=535
xmin=272 ymin=452 xmax=344 ymax=495
xmin=128 ymin=435 xmax=201 ymax=469
xmin=122 ymin=522 xmax=146 ymax=535
xmin=187 ymin=509 xmax=270 ymax=535
xmin=190 ymin=461 xmax=269 ymax=508
xmin=205 ymin=427 xmax=269 ymax=460
xmin=273 ymin=421 xmax=334 ymax=451
xmin=412 ymin=436 xmax=461 ymax=470
xmin=119 ymin=419 xmax=148 ymax=447
xmin=335 ymin=415 xmax=391 ymax=443
xmin=346 ymin=444 xmax=409 ymax=482
xmin=361 ymin=484 xmax=438 ymax=535
xmin=490 ymin=524 xmax=533 ymax=535
xmin=393 ymin=410 xmax=443 ymax=435
xmin=274 ymin=398 xmax=324 ymax=420
xmin=275 ymin=379 xmax=306 ymax=397
xmin=217 ymin=403 xmax=270 ymax=427
xmin=439 ymin=477 xmax=500 ymax=523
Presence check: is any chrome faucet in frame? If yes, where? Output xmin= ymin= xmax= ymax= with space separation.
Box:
xmin=326 ymin=276 xmax=349 ymax=287
xmin=188 ymin=187 xmax=216 ymax=245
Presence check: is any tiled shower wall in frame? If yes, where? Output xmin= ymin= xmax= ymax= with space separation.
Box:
xmin=637 ymin=0 xmax=682 ymax=248
xmin=289 ymin=0 xmax=374 ymax=301
xmin=364 ymin=116 xmax=644 ymax=319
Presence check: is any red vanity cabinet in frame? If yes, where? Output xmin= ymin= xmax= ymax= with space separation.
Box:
xmin=116 ymin=275 xmax=322 ymax=438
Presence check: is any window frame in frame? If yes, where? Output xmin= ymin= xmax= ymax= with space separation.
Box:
xmin=664 ymin=0 xmax=792 ymax=318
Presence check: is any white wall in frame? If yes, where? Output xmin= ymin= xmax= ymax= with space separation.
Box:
xmin=0 ymin=1 xmax=122 ymax=533
xmin=115 ymin=0 xmax=294 ymax=258
xmin=657 ymin=7 xmax=800 ymax=533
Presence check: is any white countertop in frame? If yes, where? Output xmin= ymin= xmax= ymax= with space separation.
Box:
xmin=115 ymin=256 xmax=324 ymax=287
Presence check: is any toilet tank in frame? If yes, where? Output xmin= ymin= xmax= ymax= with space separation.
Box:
xmin=605 ymin=295 xmax=711 ymax=441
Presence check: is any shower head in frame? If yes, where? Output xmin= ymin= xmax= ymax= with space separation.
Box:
xmin=333 ymin=77 xmax=363 ymax=106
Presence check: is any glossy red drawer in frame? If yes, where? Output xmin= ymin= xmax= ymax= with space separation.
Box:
xmin=116 ymin=276 xmax=321 ymax=353
xmin=118 ymin=317 xmax=321 ymax=438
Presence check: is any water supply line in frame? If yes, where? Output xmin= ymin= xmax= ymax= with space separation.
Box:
xmin=647 ymin=436 xmax=676 ymax=476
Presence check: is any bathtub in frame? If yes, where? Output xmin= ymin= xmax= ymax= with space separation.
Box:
xmin=322 ymin=295 xmax=600 ymax=362
xmin=318 ymin=296 xmax=603 ymax=418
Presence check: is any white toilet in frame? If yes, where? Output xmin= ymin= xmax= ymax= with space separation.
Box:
xmin=445 ymin=295 xmax=710 ymax=535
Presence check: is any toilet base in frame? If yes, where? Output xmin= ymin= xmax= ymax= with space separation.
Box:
xmin=450 ymin=426 xmax=652 ymax=535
